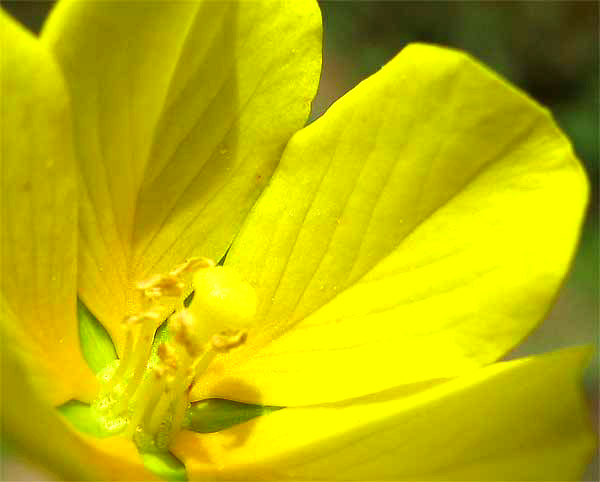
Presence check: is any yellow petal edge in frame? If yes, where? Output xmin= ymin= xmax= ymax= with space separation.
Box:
xmin=41 ymin=0 xmax=322 ymax=353
xmin=0 ymin=10 xmax=96 ymax=405
xmin=195 ymin=43 xmax=589 ymax=405
xmin=176 ymin=347 xmax=595 ymax=481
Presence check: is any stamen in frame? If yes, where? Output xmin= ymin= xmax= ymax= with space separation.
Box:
xmin=126 ymin=310 xmax=162 ymax=325
xmin=148 ymin=370 xmax=180 ymax=437
xmin=128 ymin=366 xmax=165 ymax=436
xmin=114 ymin=311 xmax=161 ymax=413
xmin=136 ymin=274 xmax=185 ymax=299
xmin=168 ymin=390 xmax=189 ymax=444
xmin=211 ymin=329 xmax=248 ymax=352
xmin=170 ymin=310 xmax=205 ymax=357
xmin=103 ymin=311 xmax=160 ymax=393
xmin=143 ymin=288 xmax=164 ymax=303
xmin=143 ymin=341 xmax=193 ymax=449
xmin=169 ymin=256 xmax=215 ymax=277
xmin=190 ymin=346 xmax=218 ymax=381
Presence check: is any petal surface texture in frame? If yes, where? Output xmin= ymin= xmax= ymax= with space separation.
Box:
xmin=195 ymin=43 xmax=589 ymax=405
xmin=175 ymin=347 xmax=595 ymax=481
xmin=0 ymin=11 xmax=96 ymax=405
xmin=41 ymin=0 xmax=322 ymax=351
xmin=1 ymin=316 xmax=157 ymax=481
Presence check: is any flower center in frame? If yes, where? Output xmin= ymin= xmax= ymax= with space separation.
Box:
xmin=91 ymin=258 xmax=258 ymax=453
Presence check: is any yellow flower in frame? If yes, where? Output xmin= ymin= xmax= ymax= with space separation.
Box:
xmin=0 ymin=1 xmax=595 ymax=480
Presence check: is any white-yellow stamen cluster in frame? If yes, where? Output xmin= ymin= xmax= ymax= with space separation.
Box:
xmin=92 ymin=257 xmax=258 ymax=453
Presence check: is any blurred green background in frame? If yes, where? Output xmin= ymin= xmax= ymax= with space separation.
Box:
xmin=2 ymin=0 xmax=598 ymax=480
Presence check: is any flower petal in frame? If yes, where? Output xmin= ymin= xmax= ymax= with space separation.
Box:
xmin=41 ymin=0 xmax=322 ymax=351
xmin=197 ymin=43 xmax=588 ymax=405
xmin=174 ymin=347 xmax=595 ymax=481
xmin=0 ymin=11 xmax=96 ymax=405
xmin=1 ymin=317 xmax=157 ymax=481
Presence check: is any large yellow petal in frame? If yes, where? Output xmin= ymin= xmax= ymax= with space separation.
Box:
xmin=41 ymin=0 xmax=322 ymax=351
xmin=0 ymin=11 xmax=96 ymax=405
xmin=174 ymin=347 xmax=595 ymax=481
xmin=1 ymin=317 xmax=156 ymax=481
xmin=194 ymin=43 xmax=588 ymax=404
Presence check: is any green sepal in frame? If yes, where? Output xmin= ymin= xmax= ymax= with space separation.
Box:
xmin=184 ymin=399 xmax=282 ymax=433
xmin=140 ymin=451 xmax=187 ymax=481
xmin=57 ymin=400 xmax=112 ymax=438
xmin=78 ymin=299 xmax=117 ymax=374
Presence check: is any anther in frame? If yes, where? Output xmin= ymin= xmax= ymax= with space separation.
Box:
xmin=170 ymin=310 xmax=204 ymax=357
xmin=123 ymin=310 xmax=161 ymax=326
xmin=157 ymin=343 xmax=178 ymax=372
xmin=211 ymin=329 xmax=248 ymax=352
xmin=169 ymin=256 xmax=215 ymax=277
xmin=136 ymin=274 xmax=185 ymax=298
xmin=143 ymin=288 xmax=164 ymax=302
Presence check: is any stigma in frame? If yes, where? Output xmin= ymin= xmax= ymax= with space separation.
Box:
xmin=92 ymin=258 xmax=257 ymax=453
